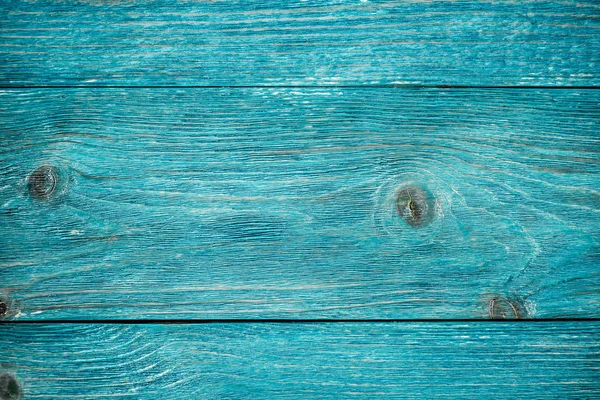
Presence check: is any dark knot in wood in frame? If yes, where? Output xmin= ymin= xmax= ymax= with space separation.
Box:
xmin=396 ymin=185 xmax=435 ymax=227
xmin=0 ymin=374 xmax=20 ymax=400
xmin=489 ymin=297 xmax=524 ymax=319
xmin=27 ymin=165 xmax=59 ymax=199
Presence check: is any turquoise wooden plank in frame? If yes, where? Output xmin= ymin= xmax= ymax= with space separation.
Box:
xmin=0 ymin=88 xmax=599 ymax=320
xmin=0 ymin=0 xmax=599 ymax=87
xmin=0 ymin=322 xmax=598 ymax=399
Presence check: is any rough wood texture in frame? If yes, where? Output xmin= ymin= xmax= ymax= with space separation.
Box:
xmin=1 ymin=0 xmax=599 ymax=87
xmin=1 ymin=88 xmax=598 ymax=320
xmin=0 ymin=322 xmax=598 ymax=399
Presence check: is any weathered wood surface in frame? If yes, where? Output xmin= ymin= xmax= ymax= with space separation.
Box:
xmin=0 ymin=322 xmax=598 ymax=399
xmin=1 ymin=88 xmax=598 ymax=320
xmin=1 ymin=0 xmax=599 ymax=87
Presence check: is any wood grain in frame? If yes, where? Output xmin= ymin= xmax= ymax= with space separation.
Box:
xmin=0 ymin=88 xmax=599 ymax=320
xmin=0 ymin=0 xmax=599 ymax=87
xmin=0 ymin=322 xmax=598 ymax=399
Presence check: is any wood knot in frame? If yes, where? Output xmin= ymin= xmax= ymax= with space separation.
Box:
xmin=489 ymin=297 xmax=523 ymax=319
xmin=396 ymin=185 xmax=435 ymax=227
xmin=0 ymin=301 xmax=7 ymax=317
xmin=0 ymin=374 xmax=20 ymax=400
xmin=28 ymin=165 xmax=59 ymax=199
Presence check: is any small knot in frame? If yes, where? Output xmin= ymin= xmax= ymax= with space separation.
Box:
xmin=489 ymin=297 xmax=523 ymax=319
xmin=28 ymin=165 xmax=59 ymax=199
xmin=396 ymin=185 xmax=435 ymax=227
xmin=0 ymin=301 xmax=7 ymax=317
xmin=0 ymin=374 xmax=20 ymax=400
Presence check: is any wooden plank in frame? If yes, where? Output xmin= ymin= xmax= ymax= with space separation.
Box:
xmin=0 ymin=322 xmax=598 ymax=398
xmin=1 ymin=88 xmax=599 ymax=320
xmin=0 ymin=0 xmax=599 ymax=87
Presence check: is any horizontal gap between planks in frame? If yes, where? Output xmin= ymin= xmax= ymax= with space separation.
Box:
xmin=2 ymin=318 xmax=600 ymax=325
xmin=0 ymin=85 xmax=600 ymax=90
